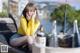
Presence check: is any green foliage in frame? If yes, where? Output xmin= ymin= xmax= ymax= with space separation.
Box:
xmin=50 ymin=4 xmax=80 ymax=27
xmin=0 ymin=10 xmax=8 ymax=17
xmin=0 ymin=2 xmax=8 ymax=18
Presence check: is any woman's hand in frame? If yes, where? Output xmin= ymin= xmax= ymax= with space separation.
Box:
xmin=26 ymin=11 xmax=36 ymax=20
xmin=26 ymin=34 xmax=37 ymax=45
xmin=27 ymin=36 xmax=34 ymax=45
xmin=32 ymin=11 xmax=37 ymax=19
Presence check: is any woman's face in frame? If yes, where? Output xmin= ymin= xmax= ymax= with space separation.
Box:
xmin=26 ymin=8 xmax=36 ymax=20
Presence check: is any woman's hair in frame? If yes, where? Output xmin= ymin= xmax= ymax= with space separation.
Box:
xmin=22 ymin=3 xmax=39 ymax=22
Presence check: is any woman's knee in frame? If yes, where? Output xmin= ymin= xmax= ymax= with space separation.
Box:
xmin=10 ymin=34 xmax=21 ymax=46
xmin=27 ymin=37 xmax=34 ymax=45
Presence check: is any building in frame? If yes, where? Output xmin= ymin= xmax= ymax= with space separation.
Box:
xmin=0 ymin=0 xmax=3 ymax=12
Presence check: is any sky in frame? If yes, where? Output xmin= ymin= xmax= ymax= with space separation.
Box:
xmin=34 ymin=0 xmax=80 ymax=10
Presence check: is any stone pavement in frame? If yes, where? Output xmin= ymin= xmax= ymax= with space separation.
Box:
xmin=32 ymin=45 xmax=80 ymax=53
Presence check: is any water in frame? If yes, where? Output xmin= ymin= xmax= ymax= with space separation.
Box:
xmin=41 ymin=19 xmax=80 ymax=47
xmin=41 ymin=18 xmax=62 ymax=34
xmin=41 ymin=19 xmax=61 ymax=47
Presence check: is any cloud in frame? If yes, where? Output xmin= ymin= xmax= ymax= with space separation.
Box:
xmin=34 ymin=0 xmax=80 ymax=9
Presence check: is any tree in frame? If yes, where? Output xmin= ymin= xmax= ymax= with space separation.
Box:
xmin=50 ymin=4 xmax=80 ymax=31
xmin=76 ymin=10 xmax=80 ymax=26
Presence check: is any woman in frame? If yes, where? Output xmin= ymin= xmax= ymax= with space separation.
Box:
xmin=10 ymin=3 xmax=40 ymax=48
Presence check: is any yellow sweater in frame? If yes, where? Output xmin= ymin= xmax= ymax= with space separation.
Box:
xmin=17 ymin=16 xmax=40 ymax=36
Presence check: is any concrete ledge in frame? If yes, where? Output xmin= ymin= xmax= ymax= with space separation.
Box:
xmin=0 ymin=18 xmax=14 ymax=23
xmin=46 ymin=47 xmax=80 ymax=53
xmin=0 ymin=23 xmax=16 ymax=33
xmin=0 ymin=18 xmax=17 ymax=33
xmin=32 ymin=44 xmax=80 ymax=53
xmin=0 ymin=42 xmax=25 ymax=53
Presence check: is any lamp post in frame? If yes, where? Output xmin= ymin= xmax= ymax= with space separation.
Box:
xmin=73 ymin=20 xmax=80 ymax=47
xmin=49 ymin=20 xmax=58 ymax=47
xmin=64 ymin=0 xmax=67 ymax=33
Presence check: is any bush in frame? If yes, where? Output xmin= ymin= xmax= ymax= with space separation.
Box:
xmin=0 ymin=10 xmax=8 ymax=17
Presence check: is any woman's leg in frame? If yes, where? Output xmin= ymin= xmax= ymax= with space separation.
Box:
xmin=10 ymin=34 xmax=32 ymax=53
xmin=10 ymin=34 xmax=28 ymax=47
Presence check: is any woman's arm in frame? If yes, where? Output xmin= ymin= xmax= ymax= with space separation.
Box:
xmin=20 ymin=17 xmax=30 ymax=36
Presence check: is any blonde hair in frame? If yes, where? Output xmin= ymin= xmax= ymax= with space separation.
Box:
xmin=22 ymin=3 xmax=39 ymax=22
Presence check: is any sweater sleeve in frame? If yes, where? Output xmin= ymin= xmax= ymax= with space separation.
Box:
xmin=20 ymin=17 xmax=30 ymax=36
